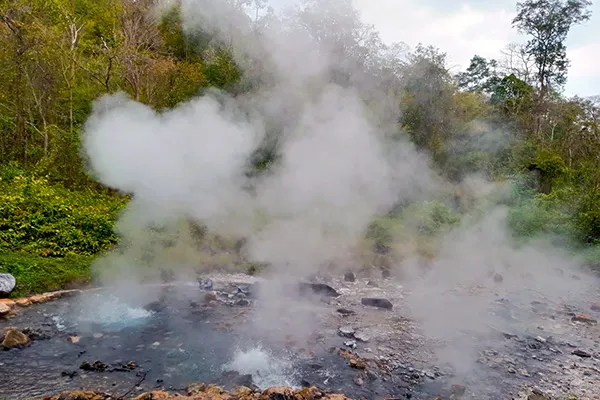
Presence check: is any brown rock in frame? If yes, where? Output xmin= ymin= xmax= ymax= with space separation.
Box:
xmin=204 ymin=291 xmax=218 ymax=303
xmin=68 ymin=336 xmax=80 ymax=344
xmin=1 ymin=329 xmax=29 ymax=348
xmin=261 ymin=386 xmax=294 ymax=400
xmin=571 ymin=313 xmax=597 ymax=324
xmin=0 ymin=299 xmax=16 ymax=308
xmin=54 ymin=391 xmax=109 ymax=400
xmin=0 ymin=302 xmax=11 ymax=317
xmin=349 ymin=359 xmax=366 ymax=369
xmin=527 ymin=388 xmax=550 ymax=400
xmin=16 ymin=298 xmax=32 ymax=307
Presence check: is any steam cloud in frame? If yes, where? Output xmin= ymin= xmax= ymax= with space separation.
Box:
xmin=81 ymin=0 xmax=597 ymax=393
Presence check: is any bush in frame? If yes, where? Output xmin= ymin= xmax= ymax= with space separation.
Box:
xmin=0 ymin=174 xmax=127 ymax=257
xmin=402 ymin=200 xmax=461 ymax=236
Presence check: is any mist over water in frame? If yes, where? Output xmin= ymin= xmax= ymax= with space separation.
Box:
xmin=79 ymin=0 xmax=598 ymax=393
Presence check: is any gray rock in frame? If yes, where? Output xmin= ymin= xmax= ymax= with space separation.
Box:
xmin=0 ymin=273 xmax=15 ymax=296
xmin=339 ymin=326 xmax=355 ymax=337
xmin=361 ymin=297 xmax=393 ymax=309
xmin=344 ymin=272 xmax=356 ymax=282
xmin=354 ymin=332 xmax=370 ymax=342
xmin=198 ymin=278 xmax=213 ymax=290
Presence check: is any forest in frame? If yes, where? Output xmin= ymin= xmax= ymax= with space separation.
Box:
xmin=0 ymin=0 xmax=598 ymax=296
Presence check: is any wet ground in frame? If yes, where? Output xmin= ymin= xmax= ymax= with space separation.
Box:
xmin=1 ymin=273 xmax=600 ymax=400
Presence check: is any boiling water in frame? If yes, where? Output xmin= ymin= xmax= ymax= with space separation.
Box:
xmin=222 ymin=345 xmax=299 ymax=389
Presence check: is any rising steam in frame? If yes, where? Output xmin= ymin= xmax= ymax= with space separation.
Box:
xmin=80 ymin=0 xmax=597 ymax=394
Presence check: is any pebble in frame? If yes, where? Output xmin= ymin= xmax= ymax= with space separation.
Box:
xmin=344 ymin=272 xmax=356 ymax=282
xmin=361 ymin=298 xmax=393 ymax=310
xmin=572 ymin=349 xmax=592 ymax=358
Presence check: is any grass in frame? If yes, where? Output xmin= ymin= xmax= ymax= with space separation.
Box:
xmin=0 ymin=252 xmax=93 ymax=298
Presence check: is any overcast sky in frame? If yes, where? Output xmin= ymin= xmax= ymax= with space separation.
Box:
xmin=272 ymin=0 xmax=599 ymax=98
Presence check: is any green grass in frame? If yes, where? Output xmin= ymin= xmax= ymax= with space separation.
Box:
xmin=0 ymin=252 xmax=93 ymax=298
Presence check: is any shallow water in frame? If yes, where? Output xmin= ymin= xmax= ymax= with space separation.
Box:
xmin=0 ymin=284 xmax=422 ymax=400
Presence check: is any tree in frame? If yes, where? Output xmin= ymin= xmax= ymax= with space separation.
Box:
xmin=512 ymin=0 xmax=592 ymax=96
xmin=456 ymin=55 xmax=501 ymax=94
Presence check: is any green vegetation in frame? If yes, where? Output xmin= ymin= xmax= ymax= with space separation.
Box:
xmin=0 ymin=0 xmax=598 ymax=295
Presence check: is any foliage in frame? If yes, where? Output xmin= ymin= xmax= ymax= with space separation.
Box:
xmin=512 ymin=0 xmax=592 ymax=93
xmin=0 ymin=171 xmax=127 ymax=256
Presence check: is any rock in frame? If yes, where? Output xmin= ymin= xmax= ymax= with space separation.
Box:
xmin=298 ymin=282 xmax=340 ymax=298
xmin=68 ymin=336 xmax=80 ymax=344
xmin=198 ymin=278 xmax=213 ymax=290
xmin=354 ymin=332 xmax=370 ymax=342
xmin=571 ymin=313 xmax=597 ymax=324
xmin=349 ymin=359 xmax=366 ymax=369
xmin=381 ymin=269 xmax=391 ymax=279
xmin=493 ymin=273 xmax=503 ymax=283
xmin=528 ymin=388 xmax=550 ymax=400
xmin=571 ymin=349 xmax=592 ymax=358
xmin=79 ymin=360 xmax=109 ymax=372
xmin=353 ymin=375 xmax=364 ymax=386
xmin=361 ymin=297 xmax=393 ymax=309
xmin=204 ymin=291 xmax=218 ymax=303
xmin=337 ymin=308 xmax=355 ymax=316
xmin=0 ymin=302 xmax=11 ymax=317
xmin=344 ymin=340 xmax=357 ymax=349
xmin=234 ymin=298 xmax=250 ymax=307
xmin=15 ymin=298 xmax=31 ymax=307
xmin=2 ymin=329 xmax=29 ymax=349
xmin=338 ymin=326 xmax=355 ymax=338
xmin=344 ymin=272 xmax=356 ymax=282
xmin=0 ymin=273 xmax=15 ymax=296
xmin=366 ymin=280 xmax=379 ymax=287
xmin=53 ymin=391 xmax=109 ymax=400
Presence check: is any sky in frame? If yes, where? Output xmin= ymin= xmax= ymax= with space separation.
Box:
xmin=273 ymin=0 xmax=599 ymax=98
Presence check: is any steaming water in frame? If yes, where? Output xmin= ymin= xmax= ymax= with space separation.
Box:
xmin=223 ymin=345 xmax=299 ymax=389
xmin=58 ymin=292 xmax=155 ymax=332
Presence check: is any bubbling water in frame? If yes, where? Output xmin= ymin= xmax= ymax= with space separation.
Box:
xmin=73 ymin=292 xmax=155 ymax=331
xmin=222 ymin=344 xmax=299 ymax=389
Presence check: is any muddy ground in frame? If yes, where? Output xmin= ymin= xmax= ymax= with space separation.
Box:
xmin=1 ymin=272 xmax=600 ymax=400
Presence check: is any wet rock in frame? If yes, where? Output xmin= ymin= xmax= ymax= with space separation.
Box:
xmin=234 ymin=298 xmax=250 ymax=307
xmin=298 ymin=282 xmax=340 ymax=298
xmin=0 ymin=273 xmax=15 ymax=296
xmin=1 ymin=328 xmax=29 ymax=349
xmin=571 ymin=349 xmax=592 ymax=358
xmin=22 ymin=327 xmax=50 ymax=340
xmin=61 ymin=370 xmax=78 ymax=379
xmin=0 ymin=302 xmax=11 ymax=317
xmin=199 ymin=278 xmax=213 ymax=290
xmin=361 ymin=297 xmax=393 ymax=309
xmin=143 ymin=301 xmax=164 ymax=313
xmin=571 ymin=313 xmax=597 ymax=324
xmin=79 ymin=360 xmax=109 ymax=372
xmin=344 ymin=272 xmax=356 ymax=282
xmin=344 ymin=340 xmax=357 ymax=349
xmin=337 ymin=308 xmax=355 ymax=316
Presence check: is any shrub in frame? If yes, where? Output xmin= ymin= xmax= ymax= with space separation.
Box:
xmin=0 ymin=174 xmax=127 ymax=256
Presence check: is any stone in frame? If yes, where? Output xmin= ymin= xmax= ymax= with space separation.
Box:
xmin=15 ymin=298 xmax=31 ymax=307
xmin=571 ymin=349 xmax=592 ymax=358
xmin=0 ymin=302 xmax=11 ymax=317
xmin=338 ymin=326 xmax=355 ymax=338
xmin=571 ymin=313 xmax=597 ymax=324
xmin=349 ymin=359 xmax=366 ymax=369
xmin=0 ymin=273 xmax=15 ymax=296
xmin=79 ymin=360 xmax=109 ymax=372
xmin=298 ymin=282 xmax=340 ymax=298
xmin=493 ymin=273 xmax=503 ymax=283
xmin=337 ymin=308 xmax=355 ymax=316
xmin=528 ymin=388 xmax=550 ymax=400
xmin=68 ymin=336 xmax=81 ymax=344
xmin=198 ymin=278 xmax=213 ymax=290
xmin=361 ymin=297 xmax=393 ymax=309
xmin=2 ymin=329 xmax=29 ymax=348
xmin=366 ymin=280 xmax=379 ymax=287
xmin=354 ymin=332 xmax=370 ymax=342
xmin=344 ymin=272 xmax=356 ymax=282
xmin=381 ymin=269 xmax=391 ymax=279
xmin=204 ymin=291 xmax=218 ymax=303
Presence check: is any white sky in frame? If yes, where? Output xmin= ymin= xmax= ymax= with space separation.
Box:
xmin=272 ymin=0 xmax=600 ymax=97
